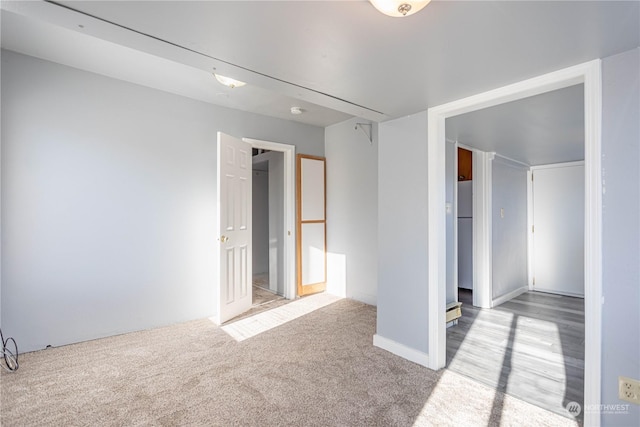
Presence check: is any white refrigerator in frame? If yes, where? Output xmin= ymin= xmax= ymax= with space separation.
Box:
xmin=458 ymin=181 xmax=473 ymax=290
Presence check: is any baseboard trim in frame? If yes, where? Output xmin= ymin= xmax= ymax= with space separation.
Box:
xmin=373 ymin=334 xmax=429 ymax=368
xmin=492 ymin=286 xmax=528 ymax=307
xmin=532 ymin=288 xmax=585 ymax=299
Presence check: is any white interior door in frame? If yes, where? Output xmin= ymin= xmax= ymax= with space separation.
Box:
xmin=532 ymin=163 xmax=584 ymax=297
xmin=216 ymin=132 xmax=252 ymax=323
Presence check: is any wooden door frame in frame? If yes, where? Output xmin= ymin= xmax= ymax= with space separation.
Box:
xmin=243 ymin=138 xmax=296 ymax=300
xmin=296 ymin=154 xmax=327 ymax=296
xmin=427 ymin=60 xmax=602 ymax=426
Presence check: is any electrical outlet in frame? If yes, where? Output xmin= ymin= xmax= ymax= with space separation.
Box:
xmin=619 ymin=376 xmax=640 ymax=405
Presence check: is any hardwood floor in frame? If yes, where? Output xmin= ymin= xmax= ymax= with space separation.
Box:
xmin=447 ymin=289 xmax=584 ymax=422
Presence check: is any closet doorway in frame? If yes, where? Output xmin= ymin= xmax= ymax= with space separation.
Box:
xmin=245 ymin=138 xmax=297 ymax=301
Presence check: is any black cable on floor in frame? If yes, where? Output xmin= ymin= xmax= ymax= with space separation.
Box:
xmin=1 ymin=328 xmax=19 ymax=372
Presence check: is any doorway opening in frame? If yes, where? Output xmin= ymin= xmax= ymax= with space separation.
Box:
xmin=214 ymin=135 xmax=296 ymax=325
xmin=428 ymin=60 xmax=601 ymax=426
xmin=244 ymin=138 xmax=297 ymax=302
xmin=442 ymin=85 xmax=587 ymax=419
xmin=251 ymin=149 xmax=286 ymax=308
xmin=447 ymin=145 xmax=475 ymax=308
xmin=446 ymin=145 xmax=584 ymax=420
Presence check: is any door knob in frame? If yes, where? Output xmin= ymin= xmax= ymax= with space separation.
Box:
xmin=220 ymin=235 xmax=229 ymax=243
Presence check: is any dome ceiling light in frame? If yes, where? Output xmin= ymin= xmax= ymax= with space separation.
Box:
xmin=369 ymin=0 xmax=431 ymax=17
xmin=214 ymin=73 xmax=246 ymax=89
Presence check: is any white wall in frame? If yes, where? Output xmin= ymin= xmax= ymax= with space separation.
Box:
xmin=373 ymin=49 xmax=640 ymax=426
xmin=491 ymin=156 xmax=529 ymax=301
xmin=267 ymin=152 xmax=285 ymax=295
xmin=325 ymin=118 xmax=378 ymax=305
xmin=601 ymin=47 xmax=640 ymax=425
xmin=251 ymin=166 xmax=269 ymax=275
xmin=0 ymin=48 xmax=2 ymax=329
xmin=0 ymin=50 xmax=324 ymax=351
xmin=376 ymin=112 xmax=429 ymax=353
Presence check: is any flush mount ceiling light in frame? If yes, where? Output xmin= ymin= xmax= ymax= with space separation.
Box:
xmin=214 ymin=73 xmax=246 ymax=89
xmin=369 ymin=0 xmax=431 ymax=17
xmin=290 ymin=107 xmax=303 ymax=115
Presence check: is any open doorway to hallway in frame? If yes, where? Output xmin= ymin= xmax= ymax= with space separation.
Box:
xmin=442 ymin=83 xmax=586 ymax=421
xmin=252 ymin=149 xmax=286 ymax=309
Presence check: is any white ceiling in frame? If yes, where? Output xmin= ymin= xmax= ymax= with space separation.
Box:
xmin=0 ymin=5 xmax=354 ymax=127
xmin=446 ymin=84 xmax=585 ymax=166
xmin=1 ymin=1 xmax=639 ymax=160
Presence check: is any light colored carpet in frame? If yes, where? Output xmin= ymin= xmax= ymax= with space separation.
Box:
xmin=1 ymin=298 xmax=578 ymax=427
xmin=223 ymin=293 xmax=341 ymax=341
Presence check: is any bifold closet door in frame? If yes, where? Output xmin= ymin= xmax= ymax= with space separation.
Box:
xmin=297 ymin=155 xmax=326 ymax=296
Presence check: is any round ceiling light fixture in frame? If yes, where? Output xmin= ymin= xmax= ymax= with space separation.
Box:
xmin=368 ymin=0 xmax=431 ymax=17
xmin=290 ymin=107 xmax=303 ymax=115
xmin=214 ymin=73 xmax=246 ymax=89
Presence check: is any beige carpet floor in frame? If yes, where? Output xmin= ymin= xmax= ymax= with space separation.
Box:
xmin=1 ymin=298 xmax=578 ymax=427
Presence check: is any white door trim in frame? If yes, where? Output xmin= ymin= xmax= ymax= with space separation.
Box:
xmin=451 ymin=140 xmax=459 ymax=305
xmin=243 ymin=138 xmax=296 ymax=300
xmin=427 ymin=60 xmax=602 ymax=426
xmin=453 ymin=143 xmax=493 ymax=309
xmin=527 ymin=169 xmax=535 ymax=291
xmin=472 ymin=150 xmax=494 ymax=309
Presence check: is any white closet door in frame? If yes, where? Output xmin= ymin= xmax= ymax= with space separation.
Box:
xmin=532 ymin=163 xmax=584 ymax=297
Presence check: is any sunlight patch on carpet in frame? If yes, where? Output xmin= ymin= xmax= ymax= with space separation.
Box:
xmin=413 ymin=370 xmax=579 ymax=427
xmin=413 ymin=370 xmax=490 ymax=427
xmin=218 ymin=293 xmax=342 ymax=341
